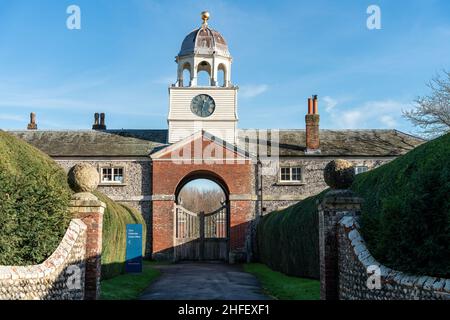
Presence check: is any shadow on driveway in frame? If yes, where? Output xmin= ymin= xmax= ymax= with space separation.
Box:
xmin=140 ymin=262 xmax=271 ymax=300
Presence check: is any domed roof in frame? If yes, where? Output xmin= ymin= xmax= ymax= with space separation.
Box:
xmin=178 ymin=26 xmax=230 ymax=58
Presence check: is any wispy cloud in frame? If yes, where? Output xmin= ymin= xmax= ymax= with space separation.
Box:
xmin=240 ymin=84 xmax=269 ymax=98
xmin=0 ymin=114 xmax=26 ymax=122
xmin=324 ymin=98 xmax=408 ymax=129
xmin=323 ymin=96 xmax=338 ymax=112
xmin=380 ymin=115 xmax=397 ymax=128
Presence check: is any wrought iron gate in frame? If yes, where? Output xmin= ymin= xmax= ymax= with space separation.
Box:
xmin=174 ymin=204 xmax=229 ymax=261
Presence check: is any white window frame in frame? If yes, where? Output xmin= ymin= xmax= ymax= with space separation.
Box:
xmin=355 ymin=166 xmax=369 ymax=175
xmin=100 ymin=167 xmax=125 ymax=184
xmin=279 ymin=166 xmax=303 ymax=183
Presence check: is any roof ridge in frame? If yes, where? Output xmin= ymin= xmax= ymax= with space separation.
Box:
xmin=392 ymin=129 xmax=427 ymax=141
xmin=6 ymin=129 xmax=169 ymax=133
xmin=238 ymin=129 xmax=397 ymax=132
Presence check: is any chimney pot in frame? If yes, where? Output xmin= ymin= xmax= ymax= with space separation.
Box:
xmin=92 ymin=112 xmax=106 ymax=130
xmin=308 ymin=98 xmax=313 ymax=114
xmin=313 ymin=95 xmax=319 ymax=114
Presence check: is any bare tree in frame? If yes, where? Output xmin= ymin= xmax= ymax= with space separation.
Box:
xmin=178 ymin=186 xmax=225 ymax=213
xmin=403 ymin=70 xmax=450 ymax=138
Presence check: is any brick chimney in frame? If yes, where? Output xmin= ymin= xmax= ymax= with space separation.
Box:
xmin=305 ymin=95 xmax=320 ymax=152
xmin=27 ymin=112 xmax=37 ymax=130
xmin=92 ymin=113 xmax=106 ymax=130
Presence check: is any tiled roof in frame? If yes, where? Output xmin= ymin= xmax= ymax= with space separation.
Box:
xmin=7 ymin=129 xmax=424 ymax=158
xmin=238 ymin=129 xmax=425 ymax=157
xmin=8 ymin=130 xmax=168 ymax=157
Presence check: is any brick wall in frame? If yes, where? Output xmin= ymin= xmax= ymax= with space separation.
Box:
xmin=152 ymin=136 xmax=254 ymax=260
xmin=306 ymin=114 xmax=320 ymax=150
xmin=152 ymin=161 xmax=253 ymax=259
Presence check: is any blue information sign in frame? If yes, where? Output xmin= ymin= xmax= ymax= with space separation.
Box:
xmin=125 ymin=224 xmax=143 ymax=273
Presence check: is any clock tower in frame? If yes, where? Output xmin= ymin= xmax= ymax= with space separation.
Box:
xmin=168 ymin=12 xmax=239 ymax=144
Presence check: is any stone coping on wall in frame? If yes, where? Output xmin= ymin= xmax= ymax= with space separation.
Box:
xmin=0 ymin=219 xmax=87 ymax=300
xmin=338 ymin=216 xmax=450 ymax=300
xmin=151 ymin=194 xmax=310 ymax=201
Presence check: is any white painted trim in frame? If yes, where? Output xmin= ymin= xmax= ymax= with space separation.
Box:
xmin=106 ymin=194 xmax=313 ymax=202
xmin=262 ymin=195 xmax=309 ymax=201
xmin=229 ymin=194 xmax=254 ymax=201
xmin=151 ymin=195 xmax=176 ymax=201
xmin=260 ymin=156 xmax=397 ymax=161
xmin=279 ymin=166 xmax=304 ymax=183
xmin=151 ymin=158 xmax=251 ymax=163
xmin=107 ymin=196 xmax=152 ymax=202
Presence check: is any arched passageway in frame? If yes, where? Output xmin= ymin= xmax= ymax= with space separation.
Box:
xmin=151 ymin=132 xmax=253 ymax=262
xmin=174 ymin=172 xmax=230 ymax=261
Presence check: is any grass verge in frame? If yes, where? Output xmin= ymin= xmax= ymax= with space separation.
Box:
xmin=244 ymin=263 xmax=320 ymax=300
xmin=100 ymin=261 xmax=161 ymax=300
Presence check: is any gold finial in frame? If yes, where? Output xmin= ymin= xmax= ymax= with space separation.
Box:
xmin=201 ymin=11 xmax=210 ymax=27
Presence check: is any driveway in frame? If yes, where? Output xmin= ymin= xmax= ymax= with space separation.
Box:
xmin=140 ymin=262 xmax=271 ymax=300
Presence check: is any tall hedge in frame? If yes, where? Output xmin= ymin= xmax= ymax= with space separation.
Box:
xmin=0 ymin=131 xmax=147 ymax=278
xmin=352 ymin=133 xmax=450 ymax=278
xmin=95 ymin=192 xmax=147 ymax=280
xmin=257 ymin=133 xmax=449 ymax=279
xmin=256 ymin=191 xmax=326 ymax=279
xmin=0 ymin=131 xmax=71 ymax=265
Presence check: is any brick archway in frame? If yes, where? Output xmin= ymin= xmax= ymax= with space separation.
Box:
xmin=150 ymin=132 xmax=254 ymax=261
xmin=174 ymin=170 xmax=230 ymax=204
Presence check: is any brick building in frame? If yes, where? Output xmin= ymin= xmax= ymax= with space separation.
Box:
xmin=8 ymin=12 xmax=423 ymax=261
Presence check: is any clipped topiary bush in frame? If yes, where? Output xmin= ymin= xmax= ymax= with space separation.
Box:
xmin=352 ymin=133 xmax=450 ymax=278
xmin=256 ymin=191 xmax=326 ymax=280
xmin=0 ymin=131 xmax=72 ymax=265
xmin=95 ymin=192 xmax=147 ymax=280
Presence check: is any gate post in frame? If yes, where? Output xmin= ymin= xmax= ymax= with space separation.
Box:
xmin=67 ymin=164 xmax=106 ymax=300
xmin=69 ymin=197 xmax=105 ymax=300
xmin=319 ymin=160 xmax=362 ymax=300
xmin=199 ymin=211 xmax=205 ymax=261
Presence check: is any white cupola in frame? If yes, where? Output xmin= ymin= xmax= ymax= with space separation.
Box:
xmin=175 ymin=11 xmax=233 ymax=88
xmin=168 ymin=12 xmax=239 ymax=145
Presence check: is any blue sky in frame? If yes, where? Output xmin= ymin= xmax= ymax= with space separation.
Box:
xmin=0 ymin=0 xmax=449 ymax=134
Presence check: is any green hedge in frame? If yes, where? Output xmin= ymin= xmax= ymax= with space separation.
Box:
xmin=256 ymin=191 xmax=326 ymax=279
xmin=0 ymin=131 xmax=147 ymax=279
xmin=352 ymin=133 xmax=450 ymax=278
xmin=95 ymin=192 xmax=147 ymax=280
xmin=0 ymin=131 xmax=72 ymax=265
xmin=257 ymin=133 xmax=450 ymax=279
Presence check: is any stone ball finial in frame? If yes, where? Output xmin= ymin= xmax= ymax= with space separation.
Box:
xmin=68 ymin=164 xmax=99 ymax=193
xmin=324 ymin=159 xmax=355 ymax=190
xmin=201 ymin=11 xmax=210 ymax=24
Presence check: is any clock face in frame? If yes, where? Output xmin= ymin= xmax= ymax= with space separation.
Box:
xmin=191 ymin=94 xmax=216 ymax=118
